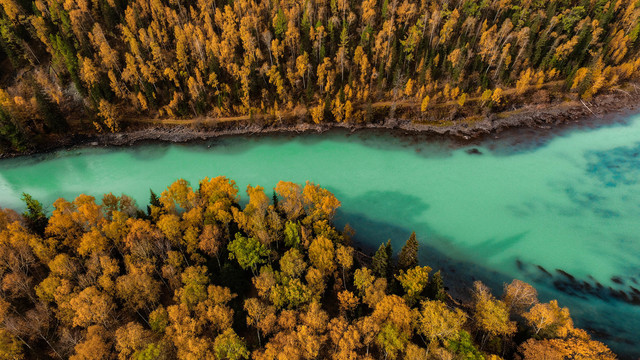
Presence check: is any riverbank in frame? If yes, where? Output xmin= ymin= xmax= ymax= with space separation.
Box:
xmin=2 ymin=85 xmax=639 ymax=159
xmin=2 ymin=108 xmax=640 ymax=358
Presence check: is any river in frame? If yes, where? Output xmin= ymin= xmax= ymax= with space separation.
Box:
xmin=1 ymin=115 xmax=639 ymax=357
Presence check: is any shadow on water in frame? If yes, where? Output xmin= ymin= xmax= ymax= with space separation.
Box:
xmin=0 ymin=147 xmax=95 ymax=170
xmin=330 ymin=188 xmax=431 ymax=223
xmin=126 ymin=143 xmax=172 ymax=160
xmin=335 ymin=208 xmax=640 ymax=359
xmin=474 ymin=111 xmax=640 ymax=156
xmin=327 ymin=181 xmax=640 ymax=359
xmin=468 ymin=232 xmax=530 ymax=259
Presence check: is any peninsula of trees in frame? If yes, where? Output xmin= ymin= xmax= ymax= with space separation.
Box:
xmin=1 ymin=0 xmax=640 ymax=151
xmin=0 ymin=177 xmax=617 ymax=359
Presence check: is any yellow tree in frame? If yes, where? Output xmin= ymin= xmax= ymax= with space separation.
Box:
xmin=395 ymin=265 xmax=431 ymax=305
xmin=371 ymin=295 xmax=413 ymax=359
xmin=472 ymin=281 xmax=516 ymax=347
xmin=523 ymin=300 xmax=573 ymax=338
xmin=308 ymin=236 xmax=335 ymax=276
xmin=69 ymin=325 xmax=113 ymax=360
xmin=502 ymin=279 xmax=538 ymax=316
xmin=416 ymin=300 xmax=466 ymax=347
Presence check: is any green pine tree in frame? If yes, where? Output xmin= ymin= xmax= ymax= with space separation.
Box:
xmin=21 ymin=193 xmax=48 ymax=235
xmin=397 ymin=231 xmax=419 ymax=271
xmin=426 ymin=270 xmax=446 ymax=301
xmin=372 ymin=239 xmax=392 ymax=278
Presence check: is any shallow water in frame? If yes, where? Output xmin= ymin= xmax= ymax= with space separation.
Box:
xmin=1 ymin=116 xmax=640 ymax=357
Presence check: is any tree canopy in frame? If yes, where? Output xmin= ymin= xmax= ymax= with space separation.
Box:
xmin=0 ymin=179 xmax=617 ymax=359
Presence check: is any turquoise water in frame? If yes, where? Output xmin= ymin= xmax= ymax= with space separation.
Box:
xmin=1 ymin=117 xmax=640 ymax=357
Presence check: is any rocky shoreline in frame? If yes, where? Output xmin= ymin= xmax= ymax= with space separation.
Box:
xmin=2 ymin=88 xmax=639 ymax=158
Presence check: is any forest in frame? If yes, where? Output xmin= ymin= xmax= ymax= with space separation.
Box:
xmin=1 ymin=0 xmax=640 ymax=150
xmin=0 ymin=177 xmax=618 ymax=359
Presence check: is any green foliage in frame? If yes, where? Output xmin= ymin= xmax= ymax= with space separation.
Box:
xmin=213 ymin=329 xmax=250 ymax=360
xmin=178 ymin=266 xmax=209 ymax=308
xmin=397 ymin=232 xmax=418 ymax=271
xmin=149 ymin=307 xmax=169 ymax=333
xmin=270 ymin=275 xmax=312 ymax=309
xmin=0 ymin=105 xmax=24 ymax=152
xmin=283 ymin=220 xmax=301 ymax=248
xmin=447 ymin=330 xmax=485 ymax=360
xmin=227 ymin=233 xmax=269 ymax=272
xmin=33 ymin=84 xmax=68 ymax=133
xmin=376 ymin=323 xmax=409 ymax=359
xmin=273 ymin=9 xmax=287 ymax=39
xmin=426 ymin=270 xmax=447 ymax=301
xmin=133 ymin=343 xmax=161 ymax=360
xmin=372 ymin=239 xmax=392 ymax=278
xmin=21 ymin=192 xmax=48 ymax=235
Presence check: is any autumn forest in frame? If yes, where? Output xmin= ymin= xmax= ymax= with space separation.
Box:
xmin=0 ymin=0 xmax=640 ymax=151
xmin=0 ymin=178 xmax=618 ymax=359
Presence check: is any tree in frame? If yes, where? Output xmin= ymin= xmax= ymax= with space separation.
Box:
xmin=213 ymin=329 xmax=249 ymax=360
xmin=69 ymin=287 xmax=113 ymax=328
xmin=283 ymin=221 xmax=301 ymax=248
xmin=421 ymin=95 xmax=430 ymax=114
xmin=416 ymin=300 xmax=466 ymax=346
xmin=397 ymin=232 xmax=418 ymax=271
xmin=302 ymin=181 xmax=341 ymax=223
xmin=337 ymin=290 xmax=359 ymax=314
xmin=395 ymin=266 xmax=431 ymax=305
xmin=97 ymin=99 xmax=120 ymax=133
xmin=279 ymin=248 xmax=307 ymax=278
xmin=21 ymin=193 xmax=47 ymax=235
xmin=503 ymin=279 xmax=538 ymax=316
xmin=425 ymin=270 xmax=446 ymax=301
xmin=115 ymin=322 xmax=154 ymax=360
xmin=523 ymin=300 xmax=573 ymax=338
xmin=275 ymin=182 xmax=304 ymax=220
xmin=472 ymin=281 xmax=516 ymax=346
xmin=116 ymin=262 xmax=161 ymax=312
xmin=227 ymin=233 xmax=269 ymax=274
xmin=199 ymin=224 xmax=223 ymax=267
xmin=491 ymin=88 xmax=503 ymax=106
xmin=308 ymin=236 xmax=335 ymax=275
xmin=371 ymin=295 xmax=413 ymax=359
xmin=518 ymin=329 xmax=616 ymax=360
xmin=176 ymin=266 xmax=209 ymax=309
xmin=69 ymin=325 xmax=113 ymax=360
xmin=243 ymin=298 xmax=276 ymax=346
xmin=0 ymin=329 xmax=23 ymax=360
xmin=336 ymin=245 xmax=353 ymax=286
xmin=372 ymin=240 xmax=392 ymax=278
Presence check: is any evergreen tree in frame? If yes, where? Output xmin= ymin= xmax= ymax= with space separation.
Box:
xmin=272 ymin=189 xmax=278 ymax=208
xmin=398 ymin=231 xmax=418 ymax=271
xmin=21 ymin=192 xmax=48 ymax=235
xmin=147 ymin=189 xmax=161 ymax=216
xmin=426 ymin=270 xmax=447 ymax=302
xmin=372 ymin=239 xmax=392 ymax=278
xmin=33 ymin=83 xmax=68 ymax=133
xmin=0 ymin=105 xmax=24 ymax=151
